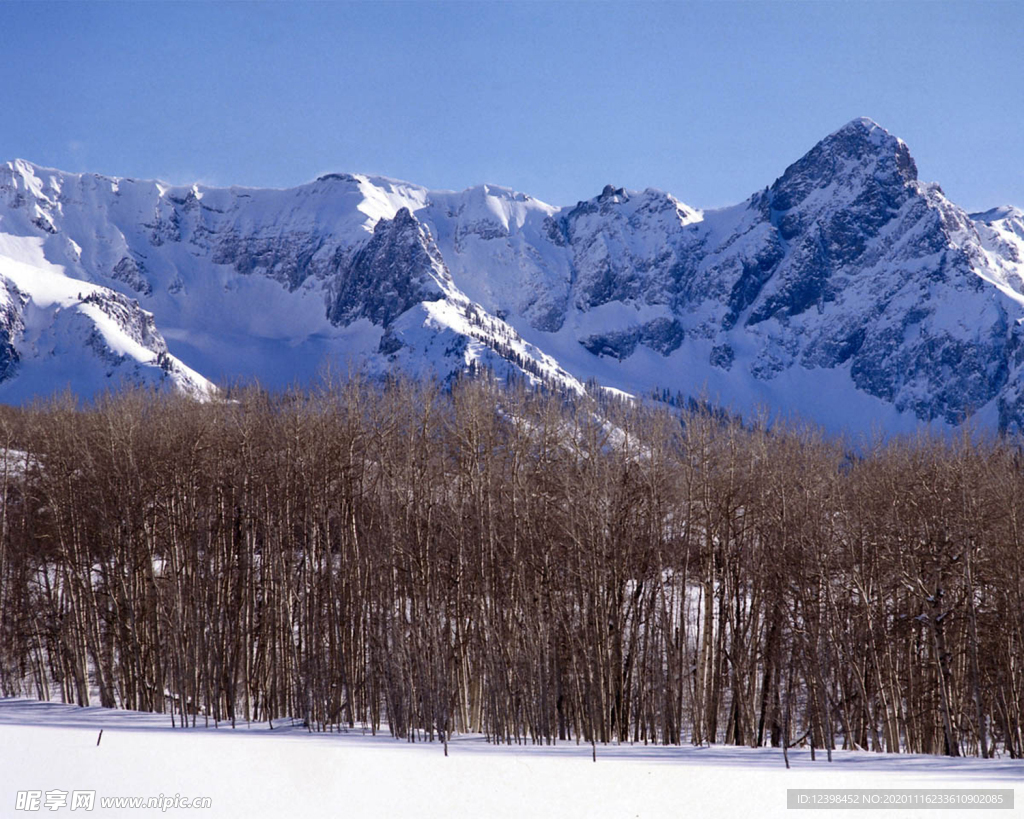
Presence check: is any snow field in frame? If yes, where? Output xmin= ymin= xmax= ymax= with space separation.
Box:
xmin=0 ymin=699 xmax=1020 ymax=818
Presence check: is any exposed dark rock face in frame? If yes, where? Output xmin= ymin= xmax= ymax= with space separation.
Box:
xmin=327 ymin=208 xmax=450 ymax=328
xmin=80 ymin=289 xmax=167 ymax=355
xmin=580 ymin=329 xmax=638 ymax=360
xmin=580 ymin=318 xmax=684 ymax=360
xmin=710 ymin=344 xmax=734 ymax=371
xmin=0 ymin=296 xmax=23 ymax=383
xmin=212 ymin=231 xmax=333 ymax=290
xmin=639 ymin=317 xmax=684 ymax=356
xmin=111 ymin=256 xmax=152 ymax=295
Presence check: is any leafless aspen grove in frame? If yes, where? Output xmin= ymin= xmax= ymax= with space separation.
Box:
xmin=0 ymin=376 xmax=1021 ymax=760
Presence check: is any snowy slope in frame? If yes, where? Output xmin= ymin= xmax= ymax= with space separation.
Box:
xmin=0 ymin=233 xmax=211 ymax=400
xmin=1 ymin=119 xmax=1023 ymax=432
xmin=0 ymin=161 xmax=581 ymax=398
xmin=1 ymin=699 xmax=1019 ymax=819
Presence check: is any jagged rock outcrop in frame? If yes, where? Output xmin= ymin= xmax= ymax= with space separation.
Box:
xmin=327 ymin=208 xmax=450 ymax=328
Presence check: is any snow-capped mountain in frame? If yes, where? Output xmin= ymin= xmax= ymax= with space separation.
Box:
xmin=1 ymin=118 xmax=1022 ymax=433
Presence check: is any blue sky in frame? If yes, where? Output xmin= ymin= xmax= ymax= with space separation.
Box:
xmin=2 ymin=1 xmax=1021 ymax=212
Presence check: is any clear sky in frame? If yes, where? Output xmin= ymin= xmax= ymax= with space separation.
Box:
xmin=1 ymin=1 xmax=1021 ymax=212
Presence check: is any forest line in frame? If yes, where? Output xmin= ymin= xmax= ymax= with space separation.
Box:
xmin=0 ymin=377 xmax=1020 ymax=759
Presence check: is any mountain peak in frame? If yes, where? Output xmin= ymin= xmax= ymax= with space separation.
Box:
xmin=822 ymin=118 xmax=915 ymax=177
xmin=769 ymin=118 xmax=918 ymax=213
xmin=378 ymin=206 xmax=419 ymax=232
xmin=821 ymin=118 xmax=911 ymax=166
xmin=830 ymin=116 xmax=885 ymax=138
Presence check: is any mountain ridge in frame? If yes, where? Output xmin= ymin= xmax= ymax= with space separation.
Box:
xmin=1 ymin=118 xmax=1022 ymax=433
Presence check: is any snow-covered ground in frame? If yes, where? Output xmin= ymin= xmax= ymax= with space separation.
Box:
xmin=0 ymin=699 xmax=1019 ymax=818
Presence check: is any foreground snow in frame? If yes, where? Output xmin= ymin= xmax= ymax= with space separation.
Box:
xmin=0 ymin=699 xmax=1018 ymax=818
